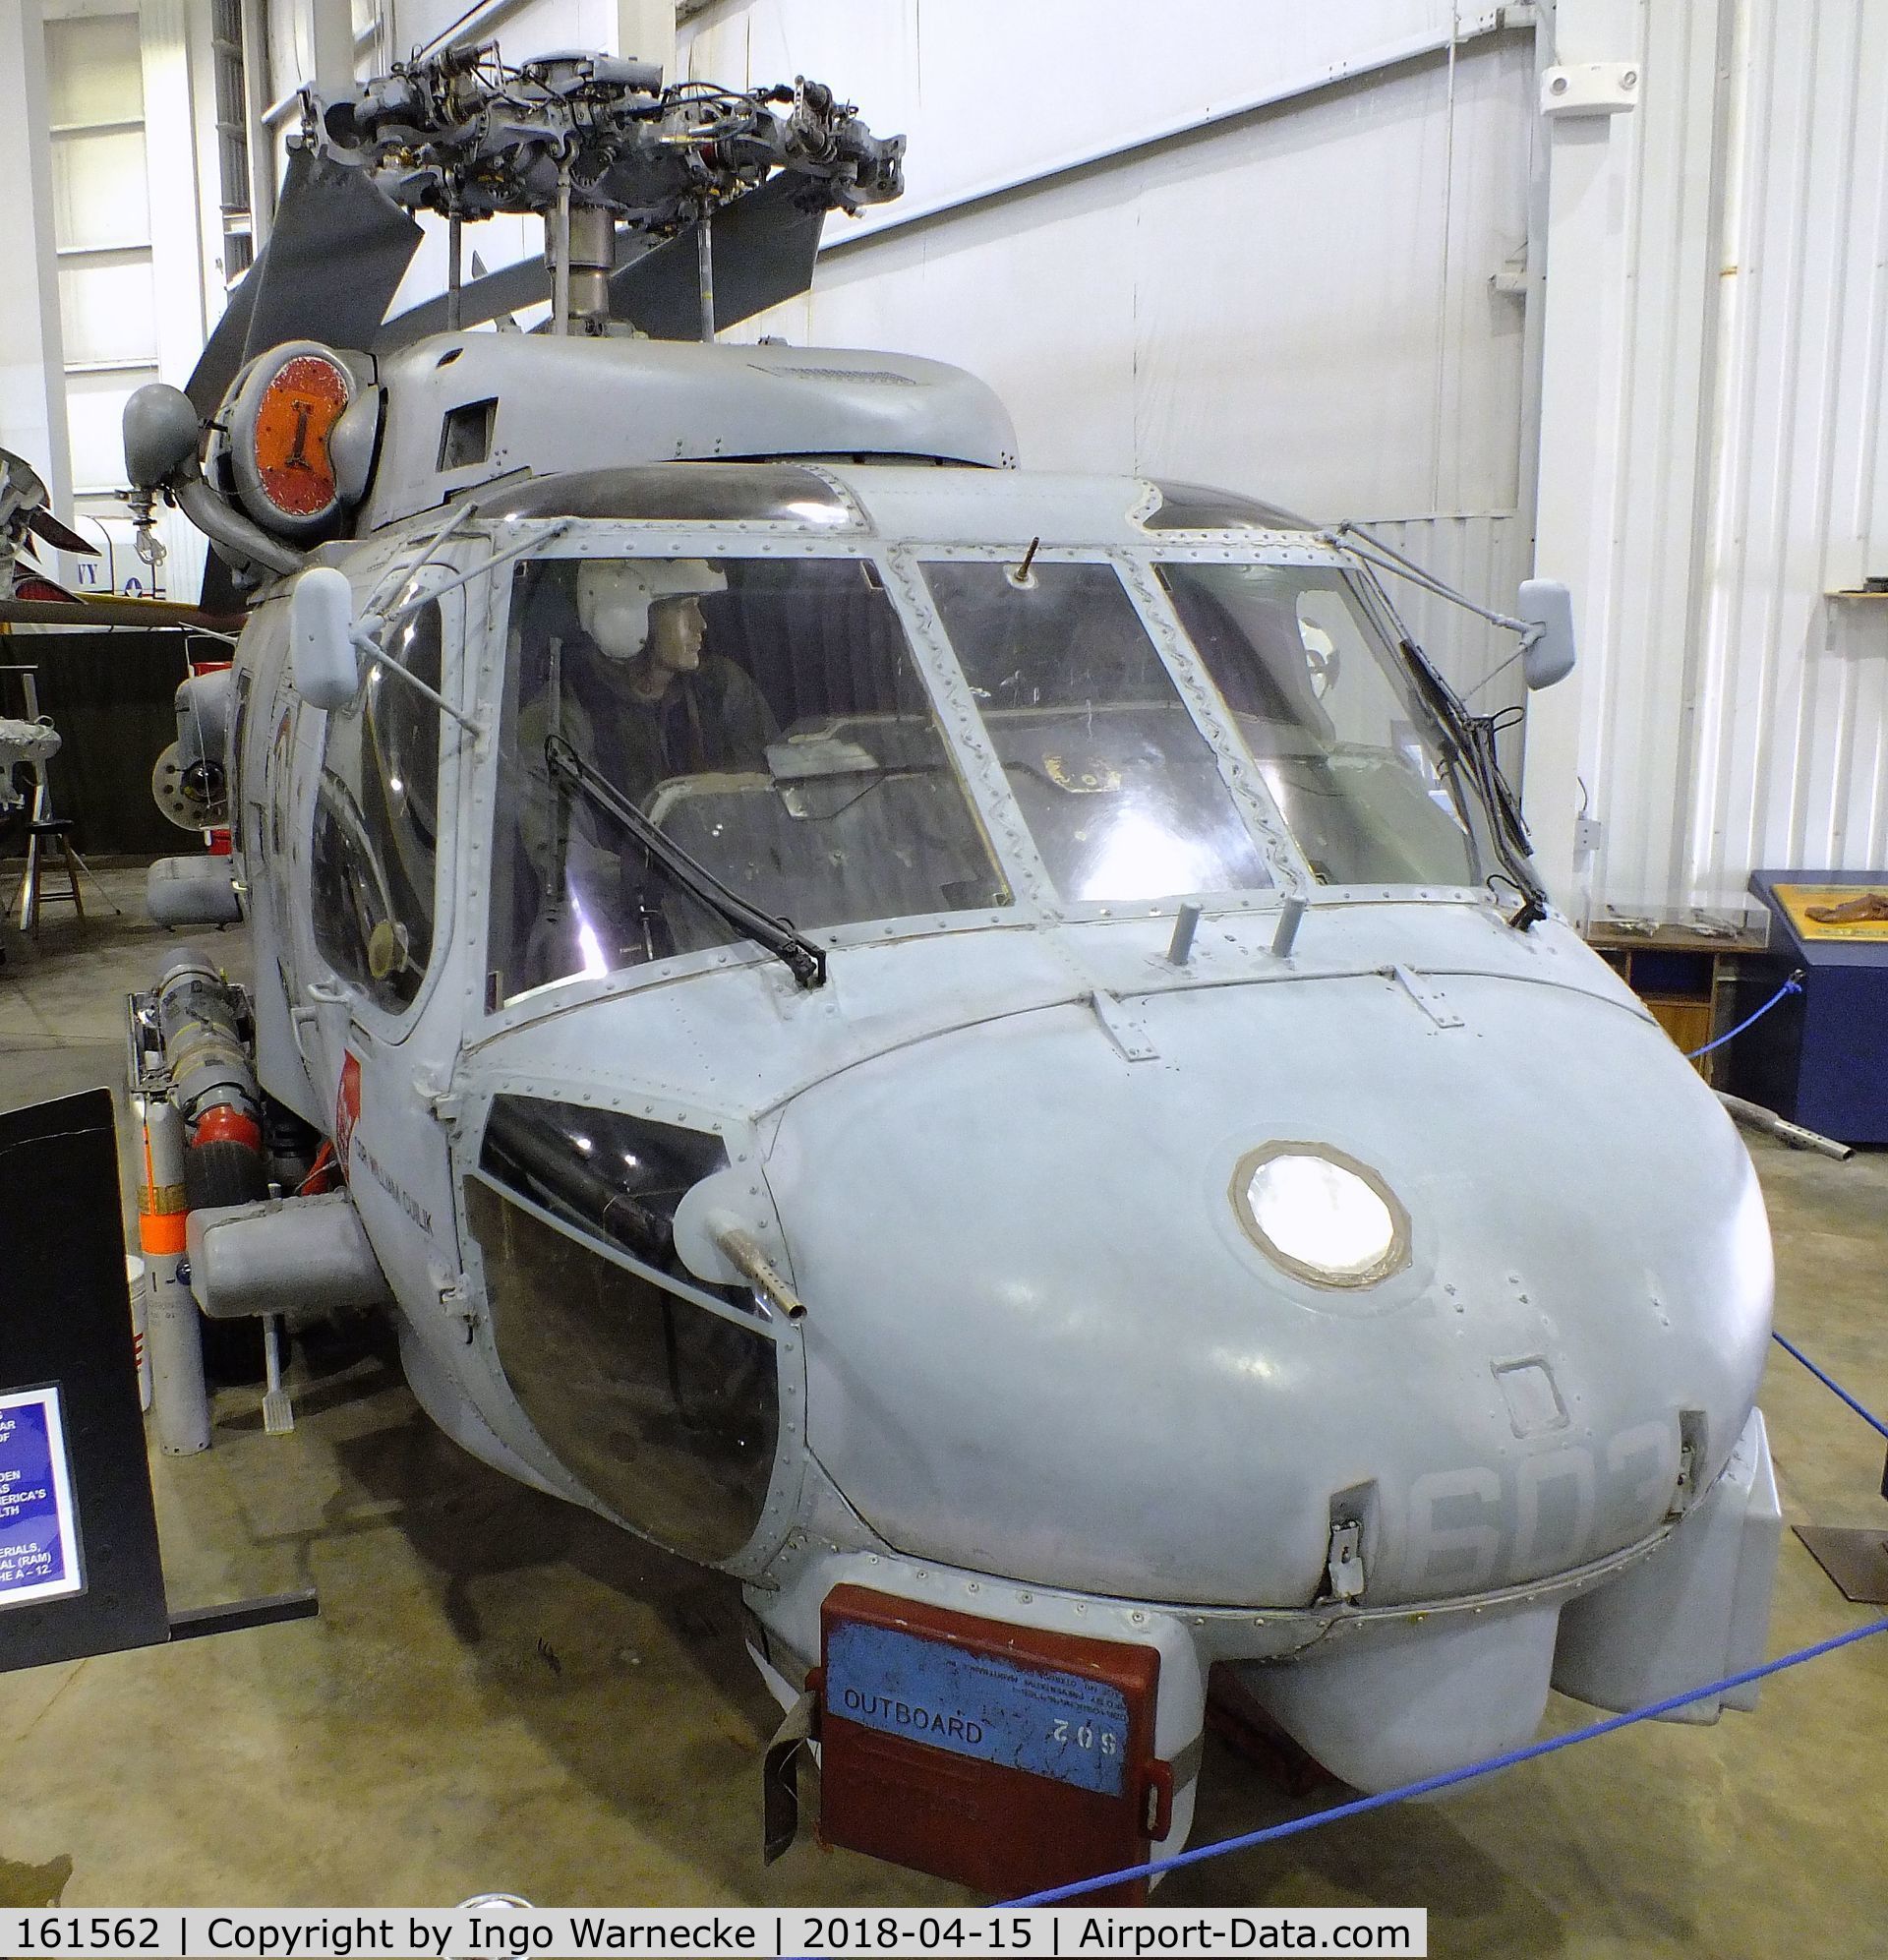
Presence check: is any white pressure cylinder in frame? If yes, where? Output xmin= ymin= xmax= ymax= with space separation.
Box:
xmin=140 ymin=1098 xmax=210 ymax=1455
xmin=124 ymin=1253 xmax=151 ymax=1412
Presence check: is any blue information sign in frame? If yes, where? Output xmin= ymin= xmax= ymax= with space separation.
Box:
xmin=826 ymin=1621 xmax=1131 ymax=1796
xmin=0 ymin=1387 xmax=83 ymax=1610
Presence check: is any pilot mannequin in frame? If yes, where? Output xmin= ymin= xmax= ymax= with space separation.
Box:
xmin=571 ymin=559 xmax=776 ymax=800
xmin=511 ymin=559 xmax=778 ymax=985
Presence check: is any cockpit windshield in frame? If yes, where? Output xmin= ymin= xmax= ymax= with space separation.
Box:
xmin=486 ymin=554 xmax=1010 ymax=1006
xmin=921 ymin=561 xmax=1274 ymax=903
xmin=1155 ymin=563 xmax=1490 ymax=887
xmin=485 ymin=530 xmax=1503 ymax=1004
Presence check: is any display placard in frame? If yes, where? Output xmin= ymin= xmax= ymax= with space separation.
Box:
xmin=817 ymin=1584 xmax=1169 ymax=1904
xmin=0 ymin=1087 xmax=320 ymax=1673
xmin=0 ymin=1385 xmax=83 ymax=1609
xmin=0 ymin=1088 xmax=170 ymax=1671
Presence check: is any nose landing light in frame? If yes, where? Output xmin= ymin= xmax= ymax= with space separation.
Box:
xmin=1232 ymin=1143 xmax=1409 ymax=1288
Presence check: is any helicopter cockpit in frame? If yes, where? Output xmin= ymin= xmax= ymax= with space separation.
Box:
xmin=462 ymin=469 xmax=1506 ymax=1009
xmin=491 ymin=549 xmax=1011 ymax=1001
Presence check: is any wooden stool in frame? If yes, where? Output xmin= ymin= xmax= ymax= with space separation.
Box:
xmin=14 ymin=814 xmax=116 ymax=936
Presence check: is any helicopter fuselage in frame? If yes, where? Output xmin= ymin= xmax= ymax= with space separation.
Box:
xmin=205 ymin=431 xmax=1778 ymax=1857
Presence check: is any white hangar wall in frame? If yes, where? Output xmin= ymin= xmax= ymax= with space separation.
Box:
xmin=692 ymin=0 xmax=1888 ymax=921
xmin=682 ymin=0 xmax=1543 ymax=709
xmin=1528 ymin=0 xmax=1888 ymax=922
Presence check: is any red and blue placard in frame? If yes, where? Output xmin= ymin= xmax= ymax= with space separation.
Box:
xmin=826 ymin=1618 xmax=1132 ymax=1796
xmin=817 ymin=1584 xmax=1168 ymax=1902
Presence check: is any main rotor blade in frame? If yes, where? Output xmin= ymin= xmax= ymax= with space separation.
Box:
xmin=0 ymin=594 xmax=246 ymax=630
xmin=374 ymin=253 xmax=552 ymax=351
xmin=188 ymin=147 xmax=423 ymax=413
xmin=242 ymin=148 xmax=423 ymax=364
xmin=380 ymin=173 xmax=829 ymax=350
xmin=187 ymin=245 xmax=261 ymax=415
xmin=610 ymin=175 xmax=825 ymax=340
xmin=28 ymin=507 xmax=96 ymax=556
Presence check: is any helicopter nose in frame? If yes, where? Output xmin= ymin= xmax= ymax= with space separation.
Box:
xmin=764 ymin=970 xmax=1771 ymax=1612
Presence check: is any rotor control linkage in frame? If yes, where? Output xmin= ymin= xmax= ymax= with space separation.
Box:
xmin=301 ymin=47 xmax=904 ymax=338
xmin=305 ymin=46 xmax=904 ymax=242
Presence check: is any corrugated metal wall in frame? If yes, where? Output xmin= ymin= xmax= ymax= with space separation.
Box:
xmin=1694 ymin=0 xmax=1888 ymax=904
xmin=1545 ymin=0 xmax=1888 ymax=920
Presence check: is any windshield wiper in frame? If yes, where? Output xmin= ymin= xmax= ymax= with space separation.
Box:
xmin=1396 ymin=640 xmax=1548 ymax=930
xmin=544 ymin=735 xmax=828 ymax=989
xmin=1329 ymin=538 xmax=1552 ymax=930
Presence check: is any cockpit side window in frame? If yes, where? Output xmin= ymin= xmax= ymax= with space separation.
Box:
xmin=921 ymin=560 xmax=1274 ymax=905
xmin=467 ymin=1096 xmax=778 ymax=1564
xmin=1156 ymin=564 xmax=1483 ymax=887
xmin=485 ymin=555 xmax=1009 ymax=1006
xmin=310 ymin=601 xmax=442 ymax=1011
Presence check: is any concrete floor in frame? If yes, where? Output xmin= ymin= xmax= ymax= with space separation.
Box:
xmin=0 ymin=871 xmax=1884 ymax=1950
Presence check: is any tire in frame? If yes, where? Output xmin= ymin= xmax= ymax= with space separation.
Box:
xmin=183 ymin=1138 xmax=267 ymax=1212
xmin=184 ymin=1139 xmax=269 ymax=1385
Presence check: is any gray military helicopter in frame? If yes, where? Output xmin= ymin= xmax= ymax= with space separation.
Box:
xmin=117 ymin=41 xmax=1781 ymax=1899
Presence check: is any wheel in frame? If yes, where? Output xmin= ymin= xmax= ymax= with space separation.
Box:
xmin=184 ymin=1139 xmax=269 ymax=1385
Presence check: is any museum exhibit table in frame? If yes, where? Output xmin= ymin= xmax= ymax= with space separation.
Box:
xmin=1733 ymin=870 xmax=1888 ymax=1144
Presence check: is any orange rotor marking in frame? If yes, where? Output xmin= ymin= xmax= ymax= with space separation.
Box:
xmin=253 ymin=354 xmax=350 ymax=517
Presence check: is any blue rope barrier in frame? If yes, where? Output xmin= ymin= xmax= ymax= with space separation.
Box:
xmin=1000 ymin=1612 xmax=1888 ymax=1907
xmin=1773 ymin=1329 xmax=1888 ymax=1440
xmin=1684 ymin=975 xmax=1802 ymax=1059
